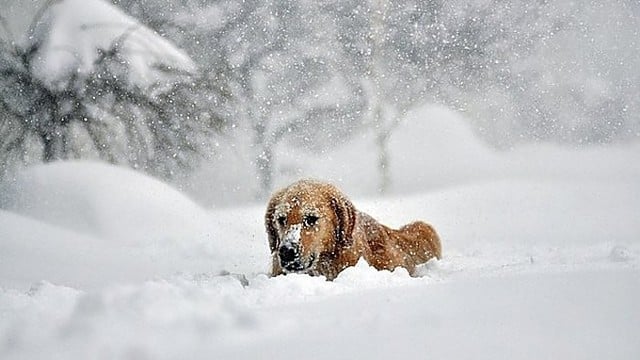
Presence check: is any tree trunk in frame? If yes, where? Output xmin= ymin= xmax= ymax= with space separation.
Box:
xmin=42 ymin=135 xmax=55 ymax=163
xmin=256 ymin=144 xmax=273 ymax=199
xmin=375 ymin=127 xmax=391 ymax=194
xmin=369 ymin=0 xmax=390 ymax=194
xmin=373 ymin=107 xmax=402 ymax=195
xmin=254 ymin=120 xmax=275 ymax=199
xmin=41 ymin=128 xmax=65 ymax=163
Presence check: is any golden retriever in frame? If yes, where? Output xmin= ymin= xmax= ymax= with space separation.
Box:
xmin=265 ymin=180 xmax=441 ymax=280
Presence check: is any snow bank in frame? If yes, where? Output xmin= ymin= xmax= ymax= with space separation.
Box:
xmin=387 ymin=105 xmax=640 ymax=193
xmin=0 ymin=161 xmax=269 ymax=289
xmin=0 ymin=161 xmax=206 ymax=242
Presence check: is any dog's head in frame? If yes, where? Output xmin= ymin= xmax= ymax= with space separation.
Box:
xmin=265 ymin=180 xmax=356 ymax=275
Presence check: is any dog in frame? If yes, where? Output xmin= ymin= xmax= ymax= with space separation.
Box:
xmin=265 ymin=180 xmax=441 ymax=280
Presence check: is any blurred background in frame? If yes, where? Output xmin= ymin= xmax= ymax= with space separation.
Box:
xmin=1 ymin=0 xmax=639 ymax=206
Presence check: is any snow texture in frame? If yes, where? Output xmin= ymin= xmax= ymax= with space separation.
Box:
xmin=1 ymin=106 xmax=638 ymax=359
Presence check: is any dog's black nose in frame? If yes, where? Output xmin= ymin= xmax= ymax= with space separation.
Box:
xmin=279 ymin=245 xmax=298 ymax=264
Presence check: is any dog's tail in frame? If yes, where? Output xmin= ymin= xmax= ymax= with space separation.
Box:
xmin=398 ymin=221 xmax=442 ymax=261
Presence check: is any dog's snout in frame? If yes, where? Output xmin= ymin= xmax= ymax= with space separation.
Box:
xmin=279 ymin=245 xmax=298 ymax=264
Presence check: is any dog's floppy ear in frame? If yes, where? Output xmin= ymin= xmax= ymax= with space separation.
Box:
xmin=265 ymin=190 xmax=283 ymax=253
xmin=330 ymin=193 xmax=356 ymax=247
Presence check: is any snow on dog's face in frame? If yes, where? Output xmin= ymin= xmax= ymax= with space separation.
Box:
xmin=265 ymin=180 xmax=355 ymax=277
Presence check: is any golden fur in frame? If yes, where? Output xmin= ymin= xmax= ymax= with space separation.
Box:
xmin=265 ymin=180 xmax=441 ymax=280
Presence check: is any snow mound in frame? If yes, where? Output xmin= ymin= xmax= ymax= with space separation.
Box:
xmin=388 ymin=105 xmax=640 ymax=193
xmin=0 ymin=161 xmax=206 ymax=243
xmin=389 ymin=106 xmax=498 ymax=191
xmin=0 ymin=161 xmax=249 ymax=289
xmin=333 ymin=258 xmax=418 ymax=288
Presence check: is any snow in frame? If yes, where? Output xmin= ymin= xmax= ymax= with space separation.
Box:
xmin=282 ymin=224 xmax=302 ymax=246
xmin=1 ymin=107 xmax=639 ymax=359
xmin=27 ymin=0 xmax=196 ymax=91
xmin=1 ymin=161 xmax=207 ymax=242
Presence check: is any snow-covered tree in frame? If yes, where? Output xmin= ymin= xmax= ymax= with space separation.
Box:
xmin=0 ymin=0 xmax=222 ymax=179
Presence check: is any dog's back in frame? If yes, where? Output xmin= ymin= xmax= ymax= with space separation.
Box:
xmin=397 ymin=221 xmax=442 ymax=263
xmin=355 ymin=213 xmax=441 ymax=275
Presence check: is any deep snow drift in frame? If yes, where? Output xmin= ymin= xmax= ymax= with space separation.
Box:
xmin=1 ymin=108 xmax=639 ymax=359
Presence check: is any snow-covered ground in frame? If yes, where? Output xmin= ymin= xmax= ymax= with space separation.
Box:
xmin=1 ymin=108 xmax=639 ymax=359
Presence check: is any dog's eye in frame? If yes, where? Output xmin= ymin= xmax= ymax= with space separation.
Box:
xmin=303 ymin=215 xmax=319 ymax=228
xmin=276 ymin=216 xmax=287 ymax=227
